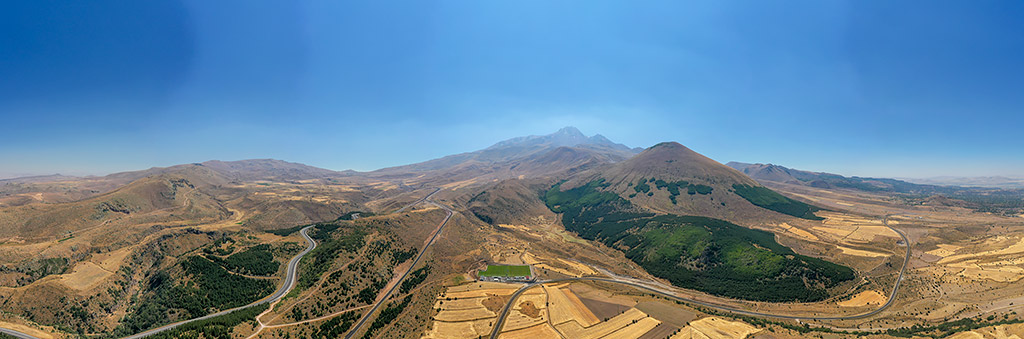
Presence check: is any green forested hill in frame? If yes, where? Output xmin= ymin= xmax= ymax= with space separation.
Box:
xmin=545 ymin=180 xmax=854 ymax=302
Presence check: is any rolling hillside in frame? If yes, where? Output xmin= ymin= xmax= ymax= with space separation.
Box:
xmin=563 ymin=142 xmax=824 ymax=222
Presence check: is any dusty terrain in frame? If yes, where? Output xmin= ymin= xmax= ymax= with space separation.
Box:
xmin=416 ymin=180 xmax=1024 ymax=339
xmin=2 ymin=134 xmax=1024 ymax=338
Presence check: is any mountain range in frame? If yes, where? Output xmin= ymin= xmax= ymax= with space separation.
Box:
xmin=2 ymin=127 xmax=1023 ymax=338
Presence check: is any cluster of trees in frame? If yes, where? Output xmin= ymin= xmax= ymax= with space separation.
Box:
xmin=545 ymin=181 xmax=854 ymax=302
xmin=112 ymin=256 xmax=274 ymax=336
xmin=731 ymin=184 xmax=824 ymax=220
xmin=632 ymin=179 xmax=651 ymax=194
xmin=391 ymin=247 xmax=417 ymax=266
xmin=357 ymin=278 xmax=387 ymax=304
xmin=400 ymin=266 xmax=431 ymax=294
xmin=885 ymin=315 xmax=1023 ymax=338
xmin=295 ymin=227 xmax=366 ymax=293
xmin=176 ymin=256 xmax=275 ymax=312
xmin=208 ymin=244 xmax=279 ymax=276
xmin=362 ymin=295 xmax=412 ymax=338
xmin=625 ymin=216 xmax=853 ymax=302
xmin=266 ymin=224 xmax=306 ymax=236
xmin=202 ymin=237 xmax=235 ymax=256
xmin=654 ymin=178 xmax=713 ymax=196
xmin=313 ymin=311 xmax=360 ymax=338
xmin=9 ymin=257 xmax=69 ymax=286
xmin=629 ymin=178 xmax=714 ymax=203
xmin=142 ymin=304 xmax=269 ymax=339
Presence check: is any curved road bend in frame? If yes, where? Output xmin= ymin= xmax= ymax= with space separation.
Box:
xmin=0 ymin=188 xmax=443 ymax=338
xmin=344 ymin=198 xmax=453 ymax=339
xmin=123 ymin=225 xmax=318 ymax=339
xmin=395 ymin=188 xmax=442 ymax=214
xmin=490 ymin=215 xmax=912 ymax=338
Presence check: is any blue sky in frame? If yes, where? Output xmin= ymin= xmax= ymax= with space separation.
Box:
xmin=2 ymin=0 xmax=1023 ymax=179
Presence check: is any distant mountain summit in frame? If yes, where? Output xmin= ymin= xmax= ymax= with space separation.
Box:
xmin=726 ymin=162 xmax=807 ymax=184
xmin=370 ymin=127 xmax=640 ymax=182
xmin=728 ymin=161 xmax=933 ymax=191
xmin=487 ymin=126 xmax=635 ymax=153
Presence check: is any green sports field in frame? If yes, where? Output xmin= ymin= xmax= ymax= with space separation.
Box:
xmin=478 ymin=265 xmax=531 ymax=277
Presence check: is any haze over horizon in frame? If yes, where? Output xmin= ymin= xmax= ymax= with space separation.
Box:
xmin=3 ymin=1 xmax=1023 ymax=179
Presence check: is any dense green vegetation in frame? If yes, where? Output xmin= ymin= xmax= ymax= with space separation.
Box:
xmin=143 ymin=303 xmax=268 ymax=339
xmin=313 ymin=311 xmax=360 ymax=338
xmin=112 ymin=256 xmax=275 ymax=336
xmin=208 ymin=244 xmax=279 ymax=276
xmin=545 ymin=181 xmax=854 ymax=302
xmin=391 ymin=247 xmax=417 ymax=266
xmin=623 ymin=215 xmax=853 ymax=301
xmin=731 ymin=184 xmax=824 ymax=220
xmin=203 ymin=237 xmax=235 ymax=255
xmin=471 ymin=210 xmax=494 ymax=224
xmin=356 ymin=278 xmax=387 ymax=304
xmin=175 ymin=256 xmax=275 ymax=310
xmin=400 ymin=266 xmax=431 ymax=294
xmin=633 ymin=179 xmax=651 ymax=194
xmin=361 ymin=295 xmax=412 ymax=339
xmin=266 ymin=224 xmax=306 ymax=236
xmin=478 ymin=265 xmax=531 ymax=277
xmin=647 ymin=178 xmax=713 ymax=204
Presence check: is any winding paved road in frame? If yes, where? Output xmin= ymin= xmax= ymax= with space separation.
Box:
xmin=345 ymin=191 xmax=452 ymax=338
xmin=489 ymin=215 xmax=912 ymax=338
xmin=0 ymin=188 xmax=446 ymax=339
xmin=123 ymin=225 xmax=317 ymax=339
xmin=395 ymin=188 xmax=441 ymax=214
xmin=0 ymin=328 xmax=38 ymax=339
xmin=0 ymin=205 xmax=910 ymax=339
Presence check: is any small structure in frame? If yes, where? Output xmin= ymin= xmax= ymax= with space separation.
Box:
xmin=477 ymin=264 xmax=534 ymax=283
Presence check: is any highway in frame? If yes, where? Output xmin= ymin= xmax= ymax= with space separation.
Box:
xmin=489 ymin=215 xmax=912 ymax=338
xmin=122 ymin=224 xmax=317 ymax=339
xmin=395 ymin=188 xmax=441 ymax=214
xmin=0 ymin=327 xmax=38 ymax=339
xmin=344 ymin=191 xmax=452 ymax=338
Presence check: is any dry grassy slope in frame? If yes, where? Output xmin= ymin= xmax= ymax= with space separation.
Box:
xmin=563 ymin=142 xmax=795 ymax=224
xmin=0 ymin=228 xmax=223 ymax=334
xmin=0 ymin=159 xmax=354 ymax=208
xmin=727 ymin=162 xmax=803 ymax=183
xmin=467 ymin=179 xmax=557 ymax=226
xmin=0 ymin=173 xmax=229 ymax=240
xmin=104 ymin=159 xmax=347 ymax=184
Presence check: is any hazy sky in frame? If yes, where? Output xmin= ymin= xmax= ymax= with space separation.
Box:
xmin=2 ymin=1 xmax=1023 ymax=179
